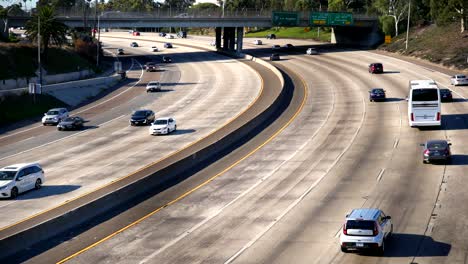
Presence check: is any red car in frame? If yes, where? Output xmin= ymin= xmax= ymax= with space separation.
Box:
xmin=132 ymin=31 xmax=140 ymax=36
xmin=368 ymin=63 xmax=383 ymax=74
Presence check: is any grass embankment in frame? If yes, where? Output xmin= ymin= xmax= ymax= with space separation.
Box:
xmin=379 ymin=23 xmax=467 ymax=71
xmin=0 ymin=44 xmax=93 ymax=80
xmin=0 ymin=93 xmax=67 ymax=126
xmin=245 ymin=27 xmax=332 ymax=42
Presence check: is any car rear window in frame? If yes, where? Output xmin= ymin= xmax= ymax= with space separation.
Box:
xmin=346 ymin=220 xmax=375 ymax=230
xmin=412 ymin=89 xmax=439 ymax=101
xmin=427 ymin=142 xmax=447 ymax=149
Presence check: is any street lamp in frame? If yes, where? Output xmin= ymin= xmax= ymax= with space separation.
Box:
xmin=96 ymin=11 xmax=120 ymax=67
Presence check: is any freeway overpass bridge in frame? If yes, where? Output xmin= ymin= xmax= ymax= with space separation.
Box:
xmin=6 ymin=10 xmax=381 ymax=50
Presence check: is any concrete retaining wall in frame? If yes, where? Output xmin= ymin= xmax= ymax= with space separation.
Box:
xmin=0 ymin=74 xmax=121 ymax=106
xmin=0 ymin=70 xmax=93 ymax=91
xmin=0 ymin=56 xmax=291 ymax=261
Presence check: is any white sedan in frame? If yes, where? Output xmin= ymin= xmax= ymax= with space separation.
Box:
xmin=306 ymin=48 xmax=318 ymax=55
xmin=150 ymin=46 xmax=158 ymax=52
xmin=254 ymin=39 xmax=262 ymax=45
xmin=451 ymin=74 xmax=468 ymax=86
xmin=165 ymin=34 xmax=175 ymax=39
xmin=149 ymin=117 xmax=177 ymax=135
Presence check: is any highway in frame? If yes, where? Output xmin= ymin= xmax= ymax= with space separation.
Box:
xmin=0 ymin=39 xmax=262 ymax=230
xmin=3 ymin=32 xmax=468 ymax=264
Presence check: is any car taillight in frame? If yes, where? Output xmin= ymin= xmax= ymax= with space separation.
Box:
xmin=411 ymin=113 xmax=414 ymax=121
xmin=373 ymin=223 xmax=378 ymax=236
xmin=424 ymin=149 xmax=430 ymax=155
xmin=343 ymin=223 xmax=347 ymax=235
xmin=437 ymin=112 xmax=440 ymax=121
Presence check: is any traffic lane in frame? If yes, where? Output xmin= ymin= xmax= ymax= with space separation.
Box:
xmin=20 ymin=51 xmax=282 ymax=264
xmin=0 ymin=45 xmax=261 ymax=229
xmin=0 ymin=58 xmax=153 ymax=159
xmin=0 ymin=54 xmax=137 ymax=143
xmin=231 ymin=51 xmax=460 ymax=263
xmin=60 ymin=48 xmax=365 ymax=264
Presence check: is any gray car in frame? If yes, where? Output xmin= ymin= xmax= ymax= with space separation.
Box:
xmin=421 ymin=140 xmax=452 ymax=164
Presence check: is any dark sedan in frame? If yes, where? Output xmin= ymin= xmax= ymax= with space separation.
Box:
xmin=439 ymin=88 xmax=453 ymax=102
xmin=162 ymin=56 xmax=172 ymax=63
xmin=421 ymin=140 xmax=452 ymax=164
xmin=369 ymin=88 xmax=386 ymax=102
xmin=144 ymin=62 xmax=158 ymax=72
xmin=270 ymin=53 xmax=280 ymax=61
xmin=57 ymin=117 xmax=84 ymax=131
xmin=164 ymin=43 xmax=173 ymax=48
xmin=283 ymin=43 xmax=294 ymax=50
xmin=159 ymin=32 xmax=167 ymax=37
xmin=368 ymin=63 xmax=383 ymax=74
xmin=130 ymin=110 xmax=155 ymax=126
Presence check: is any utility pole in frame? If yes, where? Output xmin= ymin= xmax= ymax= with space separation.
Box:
xmin=405 ymin=0 xmax=411 ymax=50
xmin=38 ymin=13 xmax=42 ymax=87
xmin=93 ymin=0 xmax=98 ymax=38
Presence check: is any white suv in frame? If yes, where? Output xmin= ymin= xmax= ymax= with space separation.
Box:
xmin=340 ymin=208 xmax=392 ymax=255
xmin=146 ymin=81 xmax=162 ymax=92
xmin=149 ymin=117 xmax=177 ymax=135
xmin=0 ymin=163 xmax=45 ymax=199
xmin=42 ymin=108 xmax=69 ymax=125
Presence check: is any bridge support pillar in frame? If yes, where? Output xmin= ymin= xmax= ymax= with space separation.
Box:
xmin=236 ymin=27 xmax=243 ymax=54
xmin=224 ymin=27 xmax=235 ymax=51
xmin=215 ymin=27 xmax=222 ymax=50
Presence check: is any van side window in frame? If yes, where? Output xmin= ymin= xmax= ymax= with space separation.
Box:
xmin=16 ymin=170 xmax=26 ymax=178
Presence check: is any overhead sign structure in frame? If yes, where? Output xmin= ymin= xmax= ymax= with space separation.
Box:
xmin=272 ymin=12 xmax=300 ymax=26
xmin=310 ymin=12 xmax=354 ymax=26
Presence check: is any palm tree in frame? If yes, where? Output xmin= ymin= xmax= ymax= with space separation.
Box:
xmin=25 ymin=5 xmax=68 ymax=62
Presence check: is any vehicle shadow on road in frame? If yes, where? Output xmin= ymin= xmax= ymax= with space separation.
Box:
xmin=382 ymin=71 xmax=400 ymax=74
xmin=384 ymin=233 xmax=451 ymax=257
xmin=383 ymin=98 xmax=405 ymax=102
xmin=450 ymin=98 xmax=468 ymax=103
xmin=14 ymin=185 xmax=81 ymax=200
xmin=442 ymin=114 xmax=468 ymax=130
xmin=172 ymin=129 xmax=196 ymax=135
xmin=447 ymin=154 xmax=468 ymax=165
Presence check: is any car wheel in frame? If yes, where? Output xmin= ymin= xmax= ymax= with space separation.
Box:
xmin=446 ymin=157 xmax=452 ymax=164
xmin=388 ymin=224 xmax=393 ymax=238
xmin=376 ymin=241 xmax=385 ymax=256
xmin=423 ymin=160 xmax=428 ymax=164
xmin=174 ymin=125 xmax=177 ymax=132
xmin=10 ymin=187 xmax=18 ymax=199
xmin=341 ymin=246 xmax=348 ymax=253
xmin=35 ymin=178 xmax=42 ymax=190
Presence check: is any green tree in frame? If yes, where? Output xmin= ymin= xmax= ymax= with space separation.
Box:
xmin=25 ymin=5 xmax=68 ymax=62
xmin=373 ymin=0 xmax=408 ymax=36
xmin=448 ymin=0 xmax=466 ymax=32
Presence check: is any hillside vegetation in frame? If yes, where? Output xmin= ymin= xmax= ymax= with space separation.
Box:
xmin=0 ymin=44 xmax=92 ymax=80
xmin=379 ymin=23 xmax=468 ymax=71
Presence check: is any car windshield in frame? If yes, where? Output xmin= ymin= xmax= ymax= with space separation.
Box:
xmin=154 ymin=120 xmax=168 ymax=125
xmin=63 ymin=117 xmax=74 ymax=122
xmin=0 ymin=171 xmax=16 ymax=180
xmin=440 ymin=89 xmax=450 ymax=94
xmin=412 ymin=89 xmax=438 ymax=101
xmin=427 ymin=142 xmax=447 ymax=149
xmin=456 ymin=75 xmax=466 ymax=79
xmin=146 ymin=63 xmax=155 ymax=66
xmin=346 ymin=220 xmax=375 ymax=230
xmin=47 ymin=110 xmax=59 ymax=115
xmin=133 ymin=111 xmax=147 ymax=116
xmin=372 ymin=89 xmax=384 ymax=93
xmin=149 ymin=82 xmax=159 ymax=86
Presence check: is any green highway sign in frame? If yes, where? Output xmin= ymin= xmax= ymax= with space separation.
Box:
xmin=310 ymin=12 xmax=354 ymax=26
xmin=272 ymin=12 xmax=300 ymax=26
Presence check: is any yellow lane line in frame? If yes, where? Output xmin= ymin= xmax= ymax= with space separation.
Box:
xmin=57 ymin=64 xmax=307 ymax=264
xmin=0 ymin=51 xmax=263 ymax=234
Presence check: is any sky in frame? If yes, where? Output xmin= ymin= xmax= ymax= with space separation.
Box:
xmin=0 ymin=0 xmax=219 ymax=8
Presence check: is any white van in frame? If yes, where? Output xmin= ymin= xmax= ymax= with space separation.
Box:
xmin=407 ymin=80 xmax=441 ymax=127
xmin=0 ymin=163 xmax=45 ymax=199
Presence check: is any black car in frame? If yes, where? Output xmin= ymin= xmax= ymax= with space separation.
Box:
xmin=283 ymin=44 xmax=294 ymax=50
xmin=368 ymin=63 xmax=383 ymax=74
xmin=117 ymin=48 xmax=124 ymax=55
xmin=177 ymin=31 xmax=187 ymax=38
xmin=439 ymin=88 xmax=453 ymax=102
xmin=130 ymin=42 xmax=138 ymax=47
xmin=57 ymin=117 xmax=84 ymax=131
xmin=266 ymin=33 xmax=276 ymax=39
xmin=421 ymin=140 xmax=452 ymax=164
xmin=162 ymin=56 xmax=172 ymax=63
xmin=164 ymin=43 xmax=173 ymax=48
xmin=159 ymin=32 xmax=167 ymax=37
xmin=130 ymin=110 xmax=155 ymax=126
xmin=369 ymin=88 xmax=386 ymax=102
xmin=270 ymin=53 xmax=280 ymax=61
xmin=144 ymin=62 xmax=158 ymax=72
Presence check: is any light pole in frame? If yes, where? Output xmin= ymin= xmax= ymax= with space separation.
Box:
xmin=405 ymin=0 xmax=411 ymax=50
xmin=38 ymin=12 xmax=42 ymax=86
xmin=96 ymin=11 xmax=120 ymax=67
